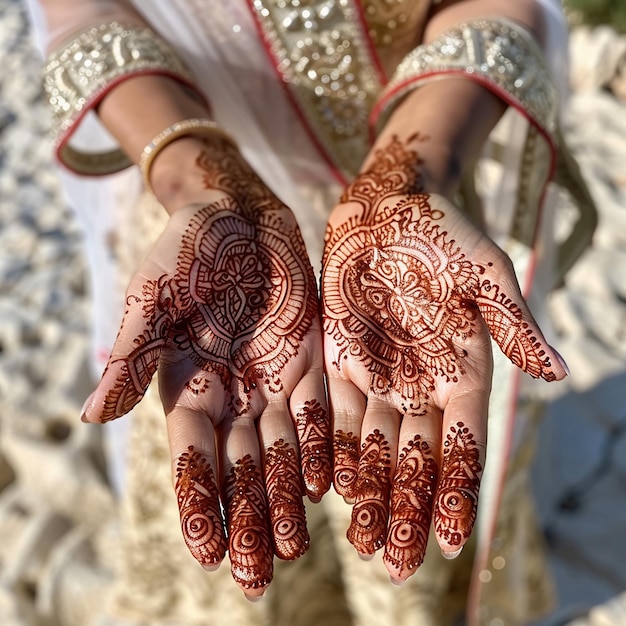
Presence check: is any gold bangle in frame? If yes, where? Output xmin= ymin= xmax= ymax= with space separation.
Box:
xmin=139 ymin=118 xmax=237 ymax=193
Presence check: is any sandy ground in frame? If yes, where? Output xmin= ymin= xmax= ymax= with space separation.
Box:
xmin=1 ymin=1 xmax=625 ymax=624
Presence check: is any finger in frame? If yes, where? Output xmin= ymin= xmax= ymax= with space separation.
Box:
xmin=166 ymin=405 xmax=227 ymax=570
xmin=432 ymin=365 xmax=489 ymax=556
xmin=346 ymin=396 xmax=400 ymax=557
xmin=383 ymin=408 xmax=441 ymax=583
xmin=327 ymin=376 xmax=366 ymax=501
xmin=82 ymin=263 xmax=175 ymax=423
xmin=475 ymin=259 xmax=568 ymax=382
xmin=220 ymin=415 xmax=273 ymax=598
xmin=258 ymin=398 xmax=309 ymax=561
xmin=290 ymin=366 xmax=332 ymax=502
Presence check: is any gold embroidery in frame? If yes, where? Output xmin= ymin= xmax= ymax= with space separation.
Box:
xmin=250 ymin=0 xmax=383 ymax=178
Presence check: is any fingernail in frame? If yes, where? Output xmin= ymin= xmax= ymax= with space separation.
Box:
xmin=357 ymin=551 xmax=374 ymax=561
xmin=245 ymin=592 xmax=264 ymax=603
xmin=202 ymin=563 xmax=220 ymax=572
xmin=389 ymin=575 xmax=406 ymax=587
xmin=80 ymin=394 xmax=94 ymax=422
xmin=442 ymin=546 xmax=463 ymax=560
xmin=553 ymin=347 xmax=570 ymax=376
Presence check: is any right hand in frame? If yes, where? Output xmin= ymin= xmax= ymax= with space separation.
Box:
xmin=81 ymin=138 xmax=332 ymax=599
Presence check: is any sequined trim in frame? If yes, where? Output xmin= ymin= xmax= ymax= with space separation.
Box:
xmin=43 ymin=22 xmax=196 ymax=175
xmin=249 ymin=0 xmax=384 ymax=179
xmin=372 ymin=17 xmax=559 ymax=144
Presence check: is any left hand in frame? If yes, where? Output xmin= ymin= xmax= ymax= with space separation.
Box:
xmin=321 ymin=137 xmax=567 ymax=583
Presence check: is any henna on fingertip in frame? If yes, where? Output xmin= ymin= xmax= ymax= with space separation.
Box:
xmin=346 ymin=430 xmax=392 ymax=555
xmin=333 ymin=430 xmax=360 ymax=500
xmin=383 ymin=435 xmax=437 ymax=579
xmin=295 ymin=400 xmax=333 ymax=499
xmin=224 ymin=455 xmax=274 ymax=591
xmin=264 ymin=439 xmax=310 ymax=560
xmin=433 ymin=422 xmax=482 ymax=550
xmin=175 ymin=446 xmax=227 ymax=567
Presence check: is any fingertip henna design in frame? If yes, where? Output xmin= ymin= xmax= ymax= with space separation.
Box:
xmin=175 ymin=446 xmax=227 ymax=566
xmin=434 ymin=422 xmax=482 ymax=548
xmin=384 ymin=435 xmax=437 ymax=575
xmin=476 ymin=279 xmax=556 ymax=381
xmin=333 ymin=430 xmax=360 ymax=499
xmin=225 ymin=455 xmax=274 ymax=590
xmin=264 ymin=439 xmax=309 ymax=560
xmin=347 ymin=430 xmax=392 ymax=555
xmin=295 ymin=400 xmax=333 ymax=498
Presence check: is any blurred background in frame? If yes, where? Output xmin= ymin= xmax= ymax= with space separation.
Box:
xmin=0 ymin=0 xmax=625 ymax=624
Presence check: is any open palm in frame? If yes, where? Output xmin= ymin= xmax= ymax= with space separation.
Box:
xmin=321 ymin=137 xmax=566 ymax=582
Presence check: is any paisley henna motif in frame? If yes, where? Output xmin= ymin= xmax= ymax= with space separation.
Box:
xmin=224 ymin=455 xmax=273 ymax=589
xmin=295 ymin=400 xmax=332 ymax=499
xmin=434 ymin=422 xmax=482 ymax=547
xmin=347 ymin=429 xmax=392 ymax=554
xmin=384 ymin=435 xmax=437 ymax=574
xmin=333 ymin=430 xmax=360 ymax=499
xmin=175 ymin=446 xmax=227 ymax=566
xmin=264 ymin=439 xmax=309 ymax=560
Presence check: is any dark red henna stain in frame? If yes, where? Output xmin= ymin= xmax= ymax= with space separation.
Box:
xmin=295 ymin=400 xmax=332 ymax=498
xmin=434 ymin=422 xmax=482 ymax=547
xmin=476 ymin=279 xmax=555 ymax=381
xmin=384 ymin=436 xmax=437 ymax=575
xmin=333 ymin=430 xmax=360 ymax=499
xmin=98 ymin=141 xmax=318 ymax=421
xmin=224 ymin=455 xmax=273 ymax=589
xmin=264 ymin=439 xmax=309 ymax=560
xmin=175 ymin=446 xmax=227 ymax=566
xmin=347 ymin=430 xmax=392 ymax=554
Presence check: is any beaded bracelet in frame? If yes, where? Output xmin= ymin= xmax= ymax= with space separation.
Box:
xmin=139 ymin=118 xmax=237 ymax=193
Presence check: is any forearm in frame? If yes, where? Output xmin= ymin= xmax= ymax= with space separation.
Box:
xmin=368 ymin=0 xmax=549 ymax=197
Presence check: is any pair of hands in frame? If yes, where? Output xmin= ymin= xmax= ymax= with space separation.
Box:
xmin=81 ymin=136 xmax=566 ymax=598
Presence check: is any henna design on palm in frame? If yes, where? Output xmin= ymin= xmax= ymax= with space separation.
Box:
xmin=97 ymin=141 xmax=318 ymax=421
xmin=225 ymin=455 xmax=273 ymax=590
xmin=347 ymin=429 xmax=392 ymax=554
xmin=264 ymin=439 xmax=309 ymax=560
xmin=323 ymin=136 xmax=558 ymax=415
xmin=175 ymin=446 xmax=228 ymax=566
xmin=333 ymin=430 xmax=360 ymax=499
xmin=384 ymin=435 xmax=437 ymax=575
xmin=295 ymin=400 xmax=333 ymax=499
xmin=434 ymin=422 xmax=482 ymax=547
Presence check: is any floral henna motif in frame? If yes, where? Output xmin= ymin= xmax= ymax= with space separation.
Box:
xmin=224 ymin=455 xmax=273 ymax=589
xmin=333 ymin=430 xmax=360 ymax=499
xmin=347 ymin=430 xmax=392 ymax=554
xmin=175 ymin=446 xmax=227 ymax=566
xmin=264 ymin=439 xmax=309 ymax=560
xmin=295 ymin=400 xmax=332 ymax=498
xmin=434 ymin=422 xmax=482 ymax=547
xmin=323 ymin=191 xmax=479 ymax=413
xmin=98 ymin=142 xmax=318 ymax=421
xmin=384 ymin=436 xmax=437 ymax=574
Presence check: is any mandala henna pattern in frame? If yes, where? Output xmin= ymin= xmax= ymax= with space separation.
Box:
xmin=333 ymin=430 xmax=360 ymax=499
xmin=175 ymin=446 xmax=227 ymax=566
xmin=264 ymin=439 xmax=309 ymax=560
xmin=347 ymin=429 xmax=392 ymax=554
xmin=434 ymin=422 xmax=482 ymax=547
xmin=295 ymin=400 xmax=332 ymax=498
xmin=384 ymin=435 xmax=437 ymax=573
xmin=97 ymin=141 xmax=318 ymax=421
xmin=225 ymin=455 xmax=273 ymax=589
